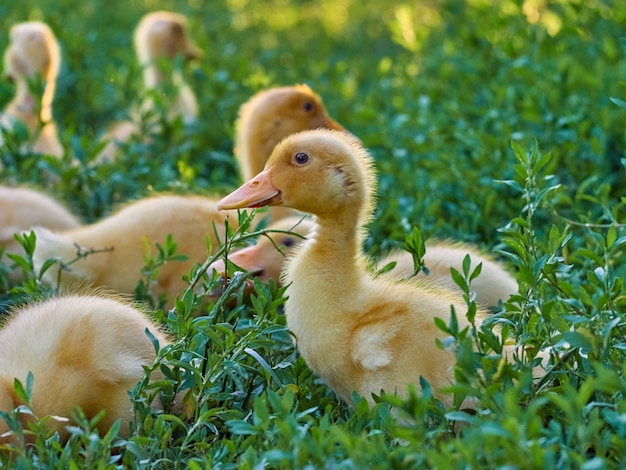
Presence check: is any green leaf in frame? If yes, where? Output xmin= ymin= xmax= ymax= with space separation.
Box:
xmin=226 ymin=419 xmax=257 ymax=436
xmin=450 ymin=267 xmax=468 ymax=293
xmin=610 ymin=96 xmax=626 ymax=109
xmin=445 ymin=410 xmax=475 ymax=424
xmin=462 ymin=254 xmax=471 ymax=278
xmin=469 ymin=262 xmax=483 ymax=283
xmin=562 ymin=331 xmax=594 ymax=353
xmin=245 ymin=347 xmax=283 ymax=386
xmin=511 ymin=140 xmax=529 ymax=164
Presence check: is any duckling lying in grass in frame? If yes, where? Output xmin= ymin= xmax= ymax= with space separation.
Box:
xmin=30 ymin=195 xmax=239 ymax=308
xmin=0 ymin=21 xmax=63 ymax=157
xmin=218 ymin=129 xmax=490 ymax=407
xmin=0 ymin=185 xmax=81 ymax=281
xmin=381 ymin=243 xmax=517 ymax=307
xmin=0 ymin=292 xmax=169 ymax=445
xmin=208 ymin=216 xmax=314 ymax=288
xmin=97 ymin=11 xmax=201 ymax=163
xmin=210 ymin=216 xmax=516 ymax=308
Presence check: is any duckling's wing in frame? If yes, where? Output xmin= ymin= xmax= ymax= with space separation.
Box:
xmin=351 ymin=322 xmax=400 ymax=370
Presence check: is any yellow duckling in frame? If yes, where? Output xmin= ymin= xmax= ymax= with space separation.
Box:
xmin=0 ymin=21 xmax=63 ymax=157
xmin=31 ymin=195 xmax=238 ymax=307
xmin=0 ymin=185 xmax=81 ymax=280
xmin=208 ymin=216 xmax=314 ymax=287
xmin=234 ymin=84 xmax=344 ymax=182
xmin=218 ymin=129 xmax=488 ymax=407
xmin=134 ymin=10 xmax=201 ymax=122
xmin=97 ymin=11 xmax=201 ymax=162
xmin=0 ymin=292 xmax=169 ymax=445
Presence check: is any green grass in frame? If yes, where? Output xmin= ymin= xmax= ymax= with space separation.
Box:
xmin=1 ymin=0 xmax=626 ymax=467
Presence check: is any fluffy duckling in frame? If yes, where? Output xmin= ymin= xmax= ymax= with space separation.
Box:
xmin=0 ymin=292 xmax=169 ymax=444
xmin=218 ymin=129 xmax=488 ymax=407
xmin=381 ymin=244 xmax=517 ymax=307
xmin=234 ymin=84 xmax=344 ymax=183
xmin=0 ymin=21 xmax=63 ymax=157
xmin=0 ymin=185 xmax=80 ymax=241
xmin=0 ymin=185 xmax=81 ymax=280
xmin=97 ymin=11 xmax=201 ymax=162
xmin=134 ymin=10 xmax=201 ymax=122
xmin=30 ymin=195 xmax=239 ymax=307
xmin=208 ymin=216 xmax=315 ymax=286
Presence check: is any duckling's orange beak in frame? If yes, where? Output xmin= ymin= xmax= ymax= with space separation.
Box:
xmin=218 ymin=169 xmax=281 ymax=210
xmin=209 ymin=245 xmax=264 ymax=279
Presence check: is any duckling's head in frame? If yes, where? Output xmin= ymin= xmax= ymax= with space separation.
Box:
xmin=235 ymin=84 xmax=344 ymax=181
xmin=4 ymin=21 xmax=60 ymax=83
xmin=134 ymin=11 xmax=202 ymax=64
xmin=220 ymin=129 xmax=377 ymax=222
xmin=209 ymin=216 xmax=315 ymax=284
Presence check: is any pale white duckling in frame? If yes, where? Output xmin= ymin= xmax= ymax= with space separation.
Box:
xmin=210 ymin=215 xmax=516 ymax=307
xmin=0 ymin=185 xmax=81 ymax=280
xmin=218 ymin=129 xmax=489 ymax=407
xmin=234 ymin=84 xmax=344 ymax=182
xmin=97 ymin=11 xmax=201 ymax=162
xmin=380 ymin=244 xmax=517 ymax=307
xmin=0 ymin=21 xmax=63 ymax=157
xmin=134 ymin=10 xmax=201 ymax=123
xmin=30 ymin=195 xmax=239 ymax=307
xmin=0 ymin=292 xmax=169 ymax=444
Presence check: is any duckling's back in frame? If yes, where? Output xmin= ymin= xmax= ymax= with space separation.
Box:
xmin=31 ymin=195 xmax=238 ymax=305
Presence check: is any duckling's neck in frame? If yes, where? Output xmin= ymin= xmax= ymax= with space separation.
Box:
xmin=142 ymin=66 xmax=195 ymax=121
xmin=301 ymin=211 xmax=369 ymax=286
xmin=143 ymin=65 xmax=164 ymax=88
xmin=143 ymin=63 xmax=186 ymax=87
xmin=10 ymin=80 xmax=35 ymax=114
xmin=236 ymin=139 xmax=264 ymax=183
xmin=6 ymin=79 xmax=53 ymax=130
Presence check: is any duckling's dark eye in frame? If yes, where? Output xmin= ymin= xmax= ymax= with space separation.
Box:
xmin=282 ymin=237 xmax=295 ymax=248
xmin=303 ymin=101 xmax=314 ymax=112
xmin=294 ymin=152 xmax=309 ymax=165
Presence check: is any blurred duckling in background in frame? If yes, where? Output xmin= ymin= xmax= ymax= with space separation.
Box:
xmin=0 ymin=21 xmax=63 ymax=157
xmin=380 ymin=244 xmax=517 ymax=308
xmin=30 ymin=195 xmax=241 ymax=308
xmin=0 ymin=292 xmax=169 ymax=445
xmin=210 ymin=214 xmax=516 ymax=308
xmin=97 ymin=11 xmax=201 ymax=162
xmin=134 ymin=10 xmax=201 ymax=123
xmin=218 ymin=129 xmax=490 ymax=407
xmin=234 ymin=84 xmax=344 ymax=183
xmin=0 ymin=185 xmax=81 ymax=280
